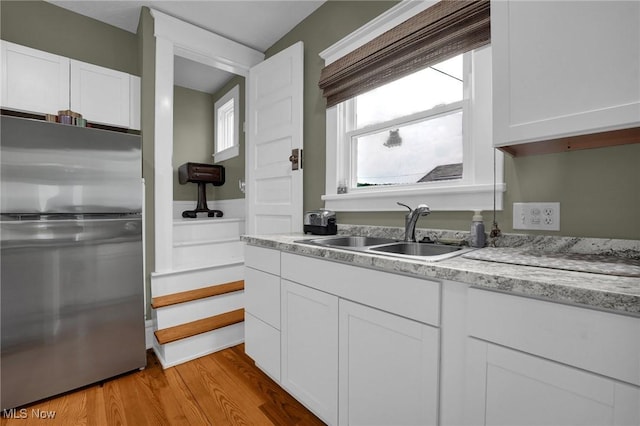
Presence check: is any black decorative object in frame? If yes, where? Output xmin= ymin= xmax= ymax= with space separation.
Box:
xmin=178 ymin=162 xmax=225 ymax=218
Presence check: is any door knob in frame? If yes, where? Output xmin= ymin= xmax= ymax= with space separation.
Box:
xmin=289 ymin=148 xmax=302 ymax=170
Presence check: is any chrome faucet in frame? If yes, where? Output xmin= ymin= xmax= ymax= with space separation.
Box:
xmin=397 ymin=202 xmax=431 ymax=242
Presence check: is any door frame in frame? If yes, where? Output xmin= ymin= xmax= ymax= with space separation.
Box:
xmin=150 ymin=9 xmax=263 ymax=272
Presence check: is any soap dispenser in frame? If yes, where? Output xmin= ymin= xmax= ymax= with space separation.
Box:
xmin=470 ymin=210 xmax=486 ymax=248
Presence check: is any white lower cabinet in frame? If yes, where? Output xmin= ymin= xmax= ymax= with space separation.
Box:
xmin=466 ymin=339 xmax=640 ymax=426
xmin=244 ymin=246 xmax=281 ymax=382
xmin=281 ymin=280 xmax=339 ymax=425
xmin=465 ymin=288 xmax=640 ymax=426
xmin=245 ymin=243 xmax=640 ymax=426
xmin=339 ymin=299 xmax=439 ymax=426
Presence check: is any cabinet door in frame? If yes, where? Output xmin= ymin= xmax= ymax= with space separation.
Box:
xmin=281 ymin=280 xmax=338 ymax=426
xmin=465 ymin=339 xmax=640 ymax=426
xmin=244 ymin=266 xmax=281 ymax=381
xmin=244 ymin=312 xmax=280 ymax=382
xmin=492 ymin=1 xmax=640 ymax=146
xmin=1 ymin=41 xmax=69 ymax=114
xmin=70 ymin=60 xmax=130 ymax=128
xmin=339 ymin=299 xmax=439 ymax=426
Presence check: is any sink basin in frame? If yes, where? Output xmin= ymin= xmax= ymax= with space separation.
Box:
xmin=369 ymin=242 xmax=462 ymax=256
xmin=299 ymin=236 xmax=398 ymax=248
xmin=368 ymin=242 xmax=474 ymax=261
xmin=296 ymin=236 xmax=475 ymax=261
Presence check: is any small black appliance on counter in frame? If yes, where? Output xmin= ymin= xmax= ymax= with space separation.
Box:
xmin=304 ymin=209 xmax=337 ymax=235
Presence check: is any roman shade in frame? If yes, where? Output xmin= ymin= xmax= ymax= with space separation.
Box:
xmin=319 ymin=0 xmax=491 ymax=108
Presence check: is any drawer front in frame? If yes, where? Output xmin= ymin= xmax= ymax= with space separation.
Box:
xmin=244 ymin=244 xmax=280 ymax=275
xmin=245 ymin=313 xmax=280 ymax=382
xmin=245 ymin=267 xmax=280 ymax=329
xmin=468 ymin=288 xmax=640 ymax=385
xmin=281 ymin=253 xmax=440 ymax=326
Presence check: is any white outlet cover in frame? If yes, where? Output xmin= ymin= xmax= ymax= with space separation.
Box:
xmin=513 ymin=202 xmax=560 ymax=231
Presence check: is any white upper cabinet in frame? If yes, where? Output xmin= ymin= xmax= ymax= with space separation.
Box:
xmin=492 ymin=1 xmax=640 ymax=147
xmin=1 ymin=41 xmax=70 ymax=115
xmin=70 ymin=60 xmax=130 ymax=128
xmin=1 ymin=40 xmax=140 ymax=130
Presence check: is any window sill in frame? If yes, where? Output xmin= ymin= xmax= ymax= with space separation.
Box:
xmin=213 ymin=145 xmax=239 ymax=163
xmin=321 ymin=183 xmax=505 ymax=212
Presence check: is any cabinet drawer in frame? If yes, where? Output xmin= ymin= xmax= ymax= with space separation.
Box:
xmin=245 ymin=267 xmax=280 ymax=329
xmin=281 ymin=253 xmax=440 ymax=326
xmin=245 ymin=313 xmax=280 ymax=382
xmin=244 ymin=244 xmax=280 ymax=275
xmin=468 ymin=288 xmax=640 ymax=385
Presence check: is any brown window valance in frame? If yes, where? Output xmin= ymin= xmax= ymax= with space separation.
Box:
xmin=319 ymin=0 xmax=490 ymax=108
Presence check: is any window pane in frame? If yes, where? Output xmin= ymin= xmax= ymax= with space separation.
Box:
xmin=355 ymin=55 xmax=463 ymax=128
xmin=216 ymin=98 xmax=234 ymax=152
xmin=354 ymin=111 xmax=463 ymax=187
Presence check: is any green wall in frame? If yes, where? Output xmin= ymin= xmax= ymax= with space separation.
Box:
xmin=264 ymin=0 xmax=640 ymax=240
xmin=172 ymin=76 xmax=246 ymax=203
xmin=0 ymin=0 xmax=138 ymax=75
xmin=173 ymin=86 xmax=216 ymax=200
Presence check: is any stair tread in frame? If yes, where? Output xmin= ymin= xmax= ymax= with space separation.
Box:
xmin=152 ymin=280 xmax=244 ymax=309
xmin=155 ymin=308 xmax=244 ymax=345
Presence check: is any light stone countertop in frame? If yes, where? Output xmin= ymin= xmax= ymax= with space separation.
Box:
xmin=241 ymin=229 xmax=640 ymax=317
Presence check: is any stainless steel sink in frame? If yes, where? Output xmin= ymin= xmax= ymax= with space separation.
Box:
xmin=296 ymin=236 xmax=475 ymax=261
xmin=369 ymin=242 xmax=463 ymax=256
xmin=367 ymin=242 xmax=475 ymax=261
xmin=299 ymin=236 xmax=398 ymax=248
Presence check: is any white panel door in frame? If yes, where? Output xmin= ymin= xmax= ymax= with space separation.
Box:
xmin=246 ymin=42 xmax=303 ymax=235
xmin=1 ymin=41 xmax=70 ymax=115
xmin=70 ymin=60 xmax=131 ymax=128
xmin=338 ymin=299 xmax=439 ymax=426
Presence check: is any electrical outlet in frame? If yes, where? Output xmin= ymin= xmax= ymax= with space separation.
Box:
xmin=513 ymin=202 xmax=560 ymax=231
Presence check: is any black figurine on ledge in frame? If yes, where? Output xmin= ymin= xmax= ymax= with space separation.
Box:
xmin=178 ymin=162 xmax=225 ymax=218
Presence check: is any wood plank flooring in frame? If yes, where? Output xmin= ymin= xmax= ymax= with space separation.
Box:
xmin=0 ymin=344 xmax=325 ymax=426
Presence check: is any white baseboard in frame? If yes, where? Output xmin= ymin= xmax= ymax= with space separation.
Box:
xmin=173 ymin=198 xmax=245 ymax=220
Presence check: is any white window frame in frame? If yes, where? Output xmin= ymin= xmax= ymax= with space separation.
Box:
xmin=213 ymin=84 xmax=240 ymax=162
xmin=319 ymin=0 xmax=504 ymax=212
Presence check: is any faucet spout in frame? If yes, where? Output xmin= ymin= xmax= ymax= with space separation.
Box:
xmin=403 ymin=203 xmax=431 ymax=242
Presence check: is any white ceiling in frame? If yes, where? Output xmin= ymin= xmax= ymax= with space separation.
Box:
xmin=47 ymin=0 xmax=325 ymax=93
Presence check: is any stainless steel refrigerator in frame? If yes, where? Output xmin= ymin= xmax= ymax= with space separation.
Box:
xmin=0 ymin=115 xmax=146 ymax=410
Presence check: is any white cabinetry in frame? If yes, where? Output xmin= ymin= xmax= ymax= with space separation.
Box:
xmin=244 ymin=245 xmax=281 ymax=381
xmin=0 ymin=40 xmax=140 ymax=129
xmin=280 ymin=252 xmax=440 ymax=426
xmin=281 ymin=280 xmax=338 ymax=426
xmin=465 ymin=288 xmax=640 ymax=426
xmin=492 ymin=1 xmax=640 ymax=146
xmin=1 ymin=41 xmax=69 ymax=115
xmin=339 ymin=299 xmax=438 ymax=426
xmin=70 ymin=60 xmax=135 ymax=129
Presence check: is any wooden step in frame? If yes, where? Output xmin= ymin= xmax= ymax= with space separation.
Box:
xmin=151 ymin=280 xmax=244 ymax=309
xmin=155 ymin=309 xmax=245 ymax=345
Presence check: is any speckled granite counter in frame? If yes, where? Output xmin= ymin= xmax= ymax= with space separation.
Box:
xmin=242 ymin=228 xmax=640 ymax=317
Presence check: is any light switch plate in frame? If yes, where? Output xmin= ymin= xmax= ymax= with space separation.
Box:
xmin=513 ymin=202 xmax=560 ymax=231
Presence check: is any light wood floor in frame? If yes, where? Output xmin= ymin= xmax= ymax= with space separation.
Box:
xmin=1 ymin=344 xmax=325 ymax=426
